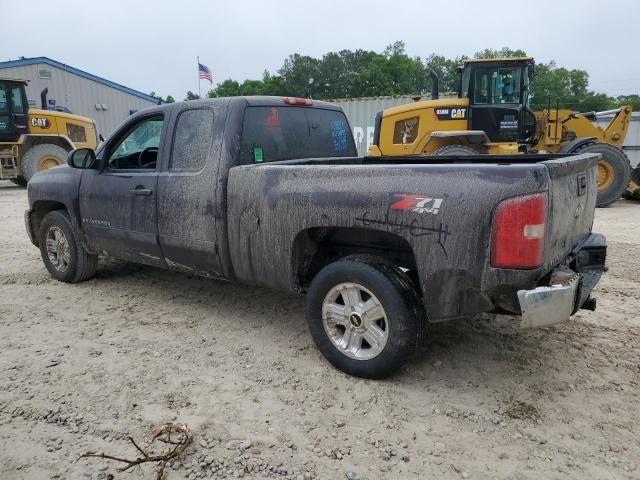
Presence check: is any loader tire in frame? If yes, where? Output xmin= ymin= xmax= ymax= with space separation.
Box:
xmin=9 ymin=176 xmax=27 ymax=187
xmin=573 ymin=142 xmax=631 ymax=208
xmin=21 ymin=143 xmax=68 ymax=182
xmin=433 ymin=145 xmax=478 ymax=156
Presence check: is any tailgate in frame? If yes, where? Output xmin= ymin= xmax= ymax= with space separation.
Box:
xmin=542 ymin=152 xmax=600 ymax=270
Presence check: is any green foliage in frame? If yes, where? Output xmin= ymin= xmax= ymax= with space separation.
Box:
xmin=195 ymin=43 xmax=635 ymax=112
xmin=184 ymin=91 xmax=200 ymax=101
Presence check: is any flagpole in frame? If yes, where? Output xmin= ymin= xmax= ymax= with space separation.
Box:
xmin=197 ymin=56 xmax=201 ymax=98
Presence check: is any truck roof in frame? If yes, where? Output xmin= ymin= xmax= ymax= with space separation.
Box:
xmin=155 ymin=96 xmax=344 ymax=112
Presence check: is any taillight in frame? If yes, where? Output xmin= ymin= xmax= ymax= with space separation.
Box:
xmin=491 ymin=193 xmax=547 ymax=269
xmin=283 ymin=97 xmax=313 ymax=106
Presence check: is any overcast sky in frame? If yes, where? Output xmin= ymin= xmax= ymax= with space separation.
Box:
xmin=5 ymin=0 xmax=638 ymax=99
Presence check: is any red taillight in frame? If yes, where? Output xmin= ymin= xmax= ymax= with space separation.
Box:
xmin=283 ymin=97 xmax=313 ymax=106
xmin=491 ymin=193 xmax=547 ymax=269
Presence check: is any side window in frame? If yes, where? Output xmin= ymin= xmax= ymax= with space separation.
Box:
xmin=0 ymin=88 xmax=7 ymax=113
xmin=170 ymin=109 xmax=215 ymax=171
xmin=11 ymin=87 xmax=24 ymax=113
xmin=393 ymin=117 xmax=419 ymax=144
xmin=107 ymin=116 xmax=163 ymax=170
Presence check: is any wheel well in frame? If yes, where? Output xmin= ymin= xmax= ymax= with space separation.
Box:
xmin=22 ymin=135 xmax=74 ymax=155
xmin=291 ymin=227 xmax=420 ymax=294
xmin=28 ymin=201 xmax=67 ymax=246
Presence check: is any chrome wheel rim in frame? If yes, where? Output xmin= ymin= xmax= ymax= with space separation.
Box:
xmin=322 ymin=282 xmax=389 ymax=360
xmin=45 ymin=226 xmax=71 ymax=272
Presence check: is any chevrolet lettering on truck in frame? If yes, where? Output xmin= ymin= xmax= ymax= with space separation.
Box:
xmin=24 ymin=96 xmax=606 ymax=378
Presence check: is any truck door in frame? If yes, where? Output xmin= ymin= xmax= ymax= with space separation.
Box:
xmin=156 ymin=105 xmax=223 ymax=276
xmin=79 ymin=113 xmax=166 ymax=266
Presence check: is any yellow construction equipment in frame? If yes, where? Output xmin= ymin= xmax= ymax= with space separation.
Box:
xmin=0 ymin=78 xmax=98 ymax=185
xmin=368 ymin=58 xmax=634 ymax=207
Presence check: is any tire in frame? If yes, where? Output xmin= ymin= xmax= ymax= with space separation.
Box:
xmin=9 ymin=176 xmax=27 ymax=187
xmin=306 ymin=255 xmax=425 ymax=379
xmin=21 ymin=143 xmax=68 ymax=182
xmin=38 ymin=210 xmax=97 ymax=283
xmin=573 ymin=142 xmax=631 ymax=208
xmin=433 ymin=145 xmax=478 ymax=156
xmin=622 ymin=164 xmax=640 ymax=201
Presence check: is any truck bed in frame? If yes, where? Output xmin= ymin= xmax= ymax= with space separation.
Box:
xmin=226 ymin=152 xmax=600 ymax=320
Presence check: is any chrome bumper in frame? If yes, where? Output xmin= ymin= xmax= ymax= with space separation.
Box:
xmin=517 ymin=274 xmax=579 ymax=329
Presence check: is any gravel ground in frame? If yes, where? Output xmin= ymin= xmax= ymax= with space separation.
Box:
xmin=0 ymin=180 xmax=639 ymax=480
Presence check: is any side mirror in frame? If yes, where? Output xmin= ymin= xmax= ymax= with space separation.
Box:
xmin=67 ymin=148 xmax=96 ymax=169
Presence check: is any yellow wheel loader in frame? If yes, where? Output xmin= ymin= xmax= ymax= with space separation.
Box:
xmin=0 ymin=78 xmax=98 ymax=185
xmin=368 ymin=58 xmax=634 ymax=207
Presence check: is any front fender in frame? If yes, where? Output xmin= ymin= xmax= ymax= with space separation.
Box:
xmin=27 ymin=165 xmax=86 ymax=247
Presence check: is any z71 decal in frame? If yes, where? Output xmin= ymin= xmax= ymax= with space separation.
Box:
xmin=390 ymin=194 xmax=443 ymax=215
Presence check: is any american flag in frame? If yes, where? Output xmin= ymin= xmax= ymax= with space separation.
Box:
xmin=198 ymin=62 xmax=213 ymax=84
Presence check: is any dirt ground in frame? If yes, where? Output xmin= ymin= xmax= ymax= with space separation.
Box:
xmin=0 ymin=180 xmax=638 ymax=480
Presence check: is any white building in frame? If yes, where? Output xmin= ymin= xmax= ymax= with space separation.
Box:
xmin=0 ymin=56 xmax=161 ymax=137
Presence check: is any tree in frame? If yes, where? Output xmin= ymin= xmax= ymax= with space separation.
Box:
xmin=473 ymin=47 xmax=528 ymax=59
xmin=184 ymin=91 xmax=200 ymax=101
xmin=185 ymin=43 xmax=630 ymax=111
xmin=165 ymin=95 xmax=175 ymax=103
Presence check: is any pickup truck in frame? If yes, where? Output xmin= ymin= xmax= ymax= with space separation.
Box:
xmin=25 ymin=96 xmax=607 ymax=379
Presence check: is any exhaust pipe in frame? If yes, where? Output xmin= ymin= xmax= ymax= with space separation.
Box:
xmin=429 ymin=69 xmax=439 ymax=100
xmin=40 ymin=88 xmax=48 ymax=110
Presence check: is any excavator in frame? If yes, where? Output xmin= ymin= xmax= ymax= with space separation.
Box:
xmin=0 ymin=78 xmax=98 ymax=185
xmin=368 ymin=57 xmax=635 ymax=207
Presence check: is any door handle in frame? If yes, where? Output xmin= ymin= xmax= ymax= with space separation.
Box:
xmin=130 ymin=187 xmax=152 ymax=196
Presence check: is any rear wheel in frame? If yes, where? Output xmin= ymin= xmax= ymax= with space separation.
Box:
xmin=21 ymin=143 xmax=68 ymax=182
xmin=433 ymin=145 xmax=478 ymax=156
xmin=306 ymin=255 xmax=425 ymax=379
xmin=39 ymin=210 xmax=97 ymax=283
xmin=573 ymin=142 xmax=630 ymax=208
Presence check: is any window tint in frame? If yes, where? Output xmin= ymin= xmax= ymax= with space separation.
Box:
xmin=240 ymin=107 xmax=356 ymax=164
xmin=108 ymin=117 xmax=163 ymax=169
xmin=473 ymin=68 xmax=521 ymax=105
xmin=11 ymin=87 xmax=24 ymax=113
xmin=170 ymin=109 xmax=215 ymax=171
xmin=0 ymin=87 xmax=7 ymax=113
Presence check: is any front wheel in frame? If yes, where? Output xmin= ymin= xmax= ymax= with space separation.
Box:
xmin=306 ymin=256 xmax=425 ymax=379
xmin=38 ymin=210 xmax=98 ymax=283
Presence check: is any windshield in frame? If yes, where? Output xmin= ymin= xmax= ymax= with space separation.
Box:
xmin=240 ymin=106 xmax=356 ymax=164
xmin=472 ymin=67 xmax=522 ymax=104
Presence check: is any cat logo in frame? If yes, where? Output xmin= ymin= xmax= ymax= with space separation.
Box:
xmin=31 ymin=118 xmax=51 ymax=129
xmin=435 ymin=107 xmax=467 ymax=121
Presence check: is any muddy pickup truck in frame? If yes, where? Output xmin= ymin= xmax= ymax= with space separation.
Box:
xmin=25 ymin=96 xmax=607 ymax=378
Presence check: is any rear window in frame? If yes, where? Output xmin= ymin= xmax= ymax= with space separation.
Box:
xmin=240 ymin=106 xmax=355 ymax=164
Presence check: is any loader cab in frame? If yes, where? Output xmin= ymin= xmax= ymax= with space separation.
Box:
xmin=459 ymin=58 xmax=536 ymax=143
xmin=0 ymin=78 xmax=29 ymax=142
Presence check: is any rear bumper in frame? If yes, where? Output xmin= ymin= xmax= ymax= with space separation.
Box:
xmin=517 ymin=233 xmax=606 ymax=329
